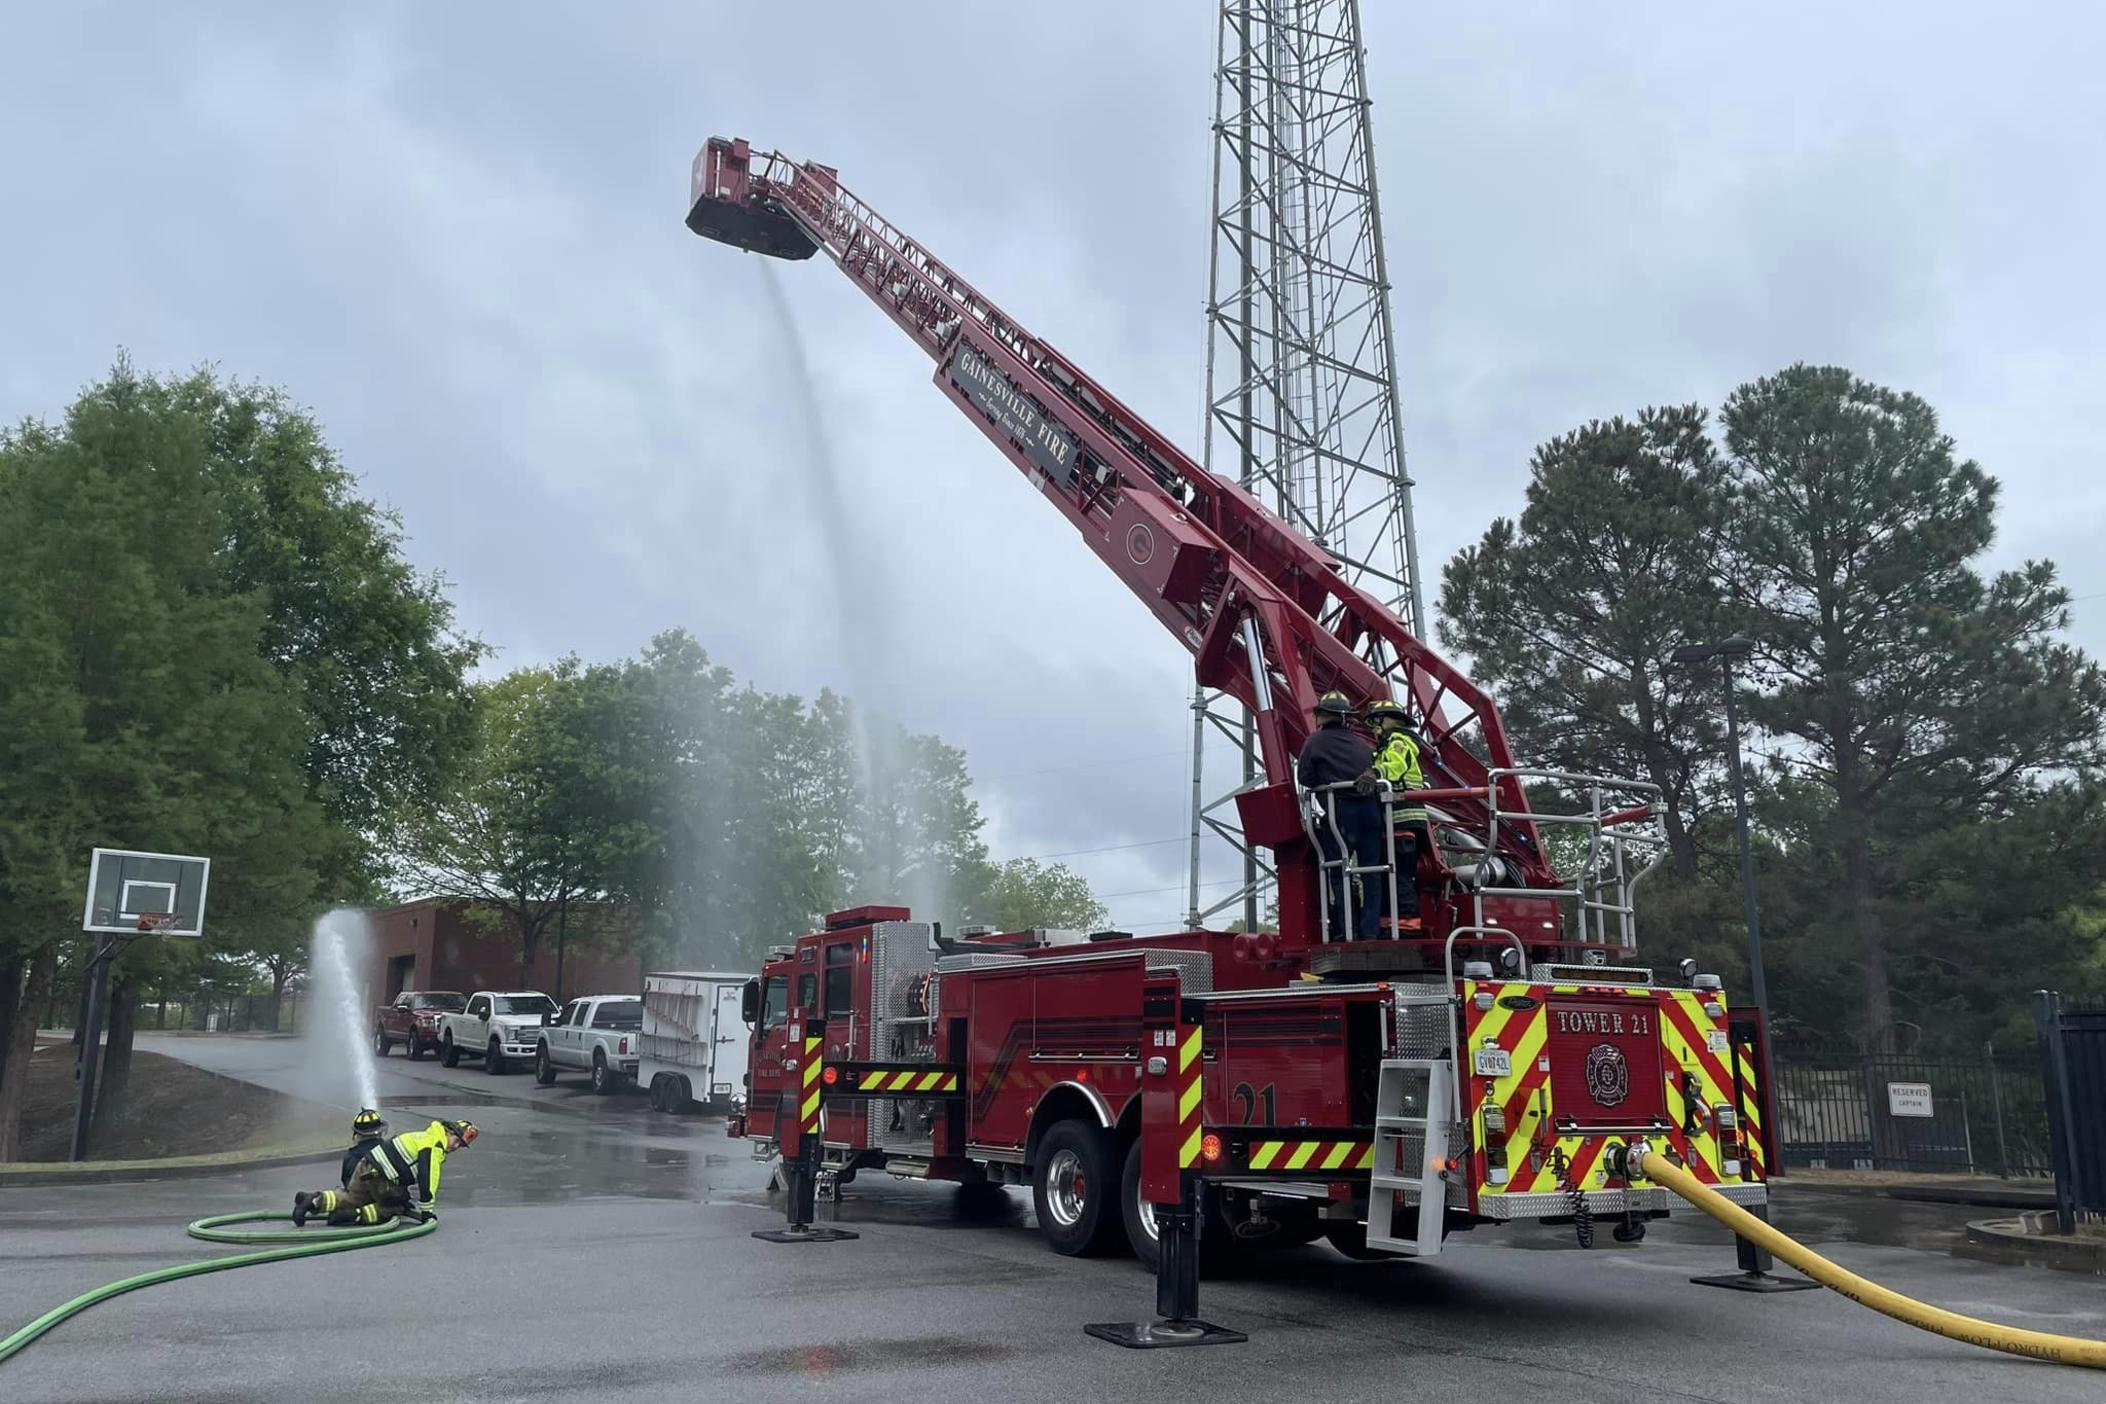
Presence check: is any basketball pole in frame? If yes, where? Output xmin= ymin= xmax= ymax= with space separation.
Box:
xmin=70 ymin=932 xmax=130 ymax=1162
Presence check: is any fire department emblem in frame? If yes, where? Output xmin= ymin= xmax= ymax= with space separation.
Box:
xmin=1585 ymin=1042 xmax=1630 ymax=1108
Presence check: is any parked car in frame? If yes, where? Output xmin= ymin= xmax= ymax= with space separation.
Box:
xmin=533 ymin=994 xmax=644 ymax=1094
xmin=637 ymin=971 xmax=752 ymax=1113
xmin=439 ymin=990 xmax=556 ymax=1073
xmin=374 ymin=990 xmax=466 ymax=1060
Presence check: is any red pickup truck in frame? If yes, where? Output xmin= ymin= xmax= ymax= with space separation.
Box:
xmin=374 ymin=990 xmax=467 ymax=1060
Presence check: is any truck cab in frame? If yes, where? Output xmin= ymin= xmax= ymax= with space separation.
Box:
xmin=533 ymin=993 xmax=643 ymax=1093
xmin=439 ymin=990 xmax=555 ymax=1075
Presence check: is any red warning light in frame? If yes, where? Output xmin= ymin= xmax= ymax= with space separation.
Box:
xmin=1201 ymin=1133 xmax=1224 ymax=1163
xmin=822 ymin=1066 xmax=839 ymax=1085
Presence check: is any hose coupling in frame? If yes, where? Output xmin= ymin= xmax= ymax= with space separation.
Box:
xmin=1604 ymin=1139 xmax=1652 ymax=1181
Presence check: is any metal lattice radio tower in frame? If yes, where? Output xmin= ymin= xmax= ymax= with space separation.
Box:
xmin=1187 ymin=0 xmax=1425 ymax=930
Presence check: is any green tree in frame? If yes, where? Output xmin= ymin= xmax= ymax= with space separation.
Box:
xmin=962 ymin=858 xmax=1107 ymax=932
xmin=1715 ymin=365 xmax=2106 ymax=1049
xmin=387 ymin=668 xmax=593 ymax=987
xmin=1440 ymin=407 xmax=1729 ymax=877
xmin=175 ymin=374 xmax=483 ymax=859
xmin=0 ymin=365 xmax=331 ymax=1155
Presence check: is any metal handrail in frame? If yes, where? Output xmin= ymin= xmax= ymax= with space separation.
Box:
xmin=1440 ymin=924 xmax=1525 ymax=1119
xmin=1301 ymin=778 xmax=1400 ymax=943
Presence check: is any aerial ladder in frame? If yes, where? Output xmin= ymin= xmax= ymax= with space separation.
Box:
xmin=686 ymin=136 xmax=1575 ymax=961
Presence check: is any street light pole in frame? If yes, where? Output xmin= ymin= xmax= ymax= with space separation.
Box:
xmin=1669 ymin=635 xmax=1769 ymax=1024
xmin=1717 ymin=653 xmax=1769 ymax=1023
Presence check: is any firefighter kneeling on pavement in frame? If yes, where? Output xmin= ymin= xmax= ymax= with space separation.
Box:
xmin=294 ymin=1118 xmax=477 ymax=1226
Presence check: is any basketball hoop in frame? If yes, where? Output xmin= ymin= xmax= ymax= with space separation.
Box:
xmin=136 ymin=911 xmax=179 ymax=934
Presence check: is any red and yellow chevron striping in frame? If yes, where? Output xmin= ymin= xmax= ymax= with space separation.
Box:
xmin=1462 ymin=980 xmax=1760 ymax=1203
xmin=1247 ymin=1139 xmax=1375 ymax=1172
xmin=1178 ymin=1022 xmax=1203 ymax=1168
xmin=800 ymin=1033 xmax=823 ymax=1132
xmin=851 ymin=1068 xmax=960 ymax=1094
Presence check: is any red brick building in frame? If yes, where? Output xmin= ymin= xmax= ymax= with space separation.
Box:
xmin=367 ymin=898 xmax=642 ymax=1008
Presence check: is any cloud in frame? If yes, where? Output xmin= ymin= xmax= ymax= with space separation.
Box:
xmin=4 ymin=0 xmax=2100 ymax=928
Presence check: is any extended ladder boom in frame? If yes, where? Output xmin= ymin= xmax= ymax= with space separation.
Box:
xmin=687 ymin=137 xmax=1556 ymax=936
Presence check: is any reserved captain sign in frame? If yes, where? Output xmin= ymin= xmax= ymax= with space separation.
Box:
xmin=948 ymin=343 xmax=1078 ymax=486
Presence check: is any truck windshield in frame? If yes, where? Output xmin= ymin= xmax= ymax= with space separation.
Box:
xmin=412 ymin=993 xmax=466 ymax=1011
xmin=494 ymin=995 xmax=555 ymax=1016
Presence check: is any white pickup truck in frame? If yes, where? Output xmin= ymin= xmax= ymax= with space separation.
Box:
xmin=533 ymin=993 xmax=643 ymax=1094
xmin=438 ymin=990 xmax=556 ymax=1074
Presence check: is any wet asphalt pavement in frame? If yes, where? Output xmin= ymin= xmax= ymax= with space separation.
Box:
xmin=2 ymin=1035 xmax=2103 ymax=1403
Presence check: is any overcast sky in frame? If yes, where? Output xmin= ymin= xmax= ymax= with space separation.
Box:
xmin=5 ymin=2 xmax=2102 ymax=933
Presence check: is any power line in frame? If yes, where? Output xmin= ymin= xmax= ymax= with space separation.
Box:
xmin=1022 ymin=836 xmax=1187 ymax=861
xmin=976 ymin=747 xmax=1187 ymax=785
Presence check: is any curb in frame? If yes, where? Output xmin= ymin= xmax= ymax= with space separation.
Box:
xmin=1965 ymin=1216 xmax=2106 ymax=1273
xmin=0 ymin=1144 xmax=340 ymax=1188
xmin=1775 ymin=1178 xmax=2056 ymax=1212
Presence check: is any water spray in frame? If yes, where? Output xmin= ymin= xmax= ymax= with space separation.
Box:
xmin=305 ymin=908 xmax=379 ymax=1112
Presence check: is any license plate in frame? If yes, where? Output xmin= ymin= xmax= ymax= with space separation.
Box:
xmin=1473 ymin=1047 xmax=1513 ymax=1078
xmin=1707 ymin=1030 xmax=1729 ymax=1054
xmin=712 ymin=1083 xmax=731 ymax=1095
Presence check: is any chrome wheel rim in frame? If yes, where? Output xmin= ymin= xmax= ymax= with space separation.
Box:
xmin=1132 ymin=1177 xmax=1159 ymax=1245
xmin=1046 ymin=1148 xmax=1088 ymax=1229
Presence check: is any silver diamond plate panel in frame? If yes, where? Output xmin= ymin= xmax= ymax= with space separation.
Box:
xmin=1530 ymin=963 xmax=1653 ymax=986
xmin=1479 ymin=1182 xmax=1768 ymax=1220
xmin=1391 ymin=988 xmax=1454 ymax=1060
xmin=1145 ymin=948 xmax=1213 ymax=995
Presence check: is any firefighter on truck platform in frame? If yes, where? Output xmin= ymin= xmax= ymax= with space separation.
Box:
xmin=1297 ymin=690 xmax=1384 ymax=940
xmin=1366 ymin=698 xmax=1430 ymax=935
xmin=293 ymin=1118 xmax=477 ymax=1226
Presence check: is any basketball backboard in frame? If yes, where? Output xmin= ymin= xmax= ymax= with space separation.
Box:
xmin=82 ymin=848 xmax=210 ymax=936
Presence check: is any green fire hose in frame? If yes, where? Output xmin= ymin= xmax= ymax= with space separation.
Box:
xmin=0 ymin=1212 xmax=436 ymax=1366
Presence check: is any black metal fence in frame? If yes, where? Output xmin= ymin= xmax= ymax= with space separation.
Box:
xmin=1772 ymin=1045 xmax=2054 ymax=1178
xmin=2035 ymin=990 xmax=2106 ymax=1229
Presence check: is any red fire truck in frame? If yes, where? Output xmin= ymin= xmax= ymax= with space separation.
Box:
xmin=686 ymin=137 xmax=1777 ymax=1307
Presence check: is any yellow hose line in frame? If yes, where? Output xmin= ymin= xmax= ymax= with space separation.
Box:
xmin=1638 ymin=1150 xmax=2106 ymax=1370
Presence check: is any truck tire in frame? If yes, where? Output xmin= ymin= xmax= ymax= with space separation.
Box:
xmin=590 ymin=1050 xmax=613 ymax=1095
xmin=373 ymin=1026 xmax=392 ymax=1058
xmin=1032 ymin=1120 xmax=1123 ymax=1257
xmin=1322 ymin=1220 xmax=1400 ymax=1261
xmin=674 ymin=1075 xmax=694 ymax=1112
xmin=648 ymin=1075 xmax=669 ymax=1112
xmin=486 ymin=1038 xmax=507 ymax=1075
xmin=441 ymin=1032 xmax=460 ymax=1068
xmin=535 ymin=1045 xmax=557 ymax=1085
xmin=408 ymin=1039 xmax=427 ymax=1062
xmin=1120 ymin=1139 xmax=1249 ymax=1272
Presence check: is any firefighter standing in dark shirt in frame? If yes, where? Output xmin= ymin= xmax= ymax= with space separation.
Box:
xmin=1297 ymin=690 xmax=1383 ymax=940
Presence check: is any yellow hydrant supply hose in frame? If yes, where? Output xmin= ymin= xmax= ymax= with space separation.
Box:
xmin=1638 ymin=1149 xmax=2106 ymax=1370
xmin=0 ymin=1211 xmax=436 ymax=1367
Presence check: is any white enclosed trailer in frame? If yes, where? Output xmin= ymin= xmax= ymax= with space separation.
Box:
xmin=638 ymin=971 xmax=753 ymax=1113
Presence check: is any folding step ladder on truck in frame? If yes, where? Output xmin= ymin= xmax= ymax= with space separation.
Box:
xmin=686 ymin=136 xmax=1790 ymax=1345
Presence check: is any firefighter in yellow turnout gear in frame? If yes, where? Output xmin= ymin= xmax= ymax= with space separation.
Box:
xmin=1366 ymin=700 xmax=1430 ymax=933
xmin=294 ymin=1119 xmax=477 ymax=1227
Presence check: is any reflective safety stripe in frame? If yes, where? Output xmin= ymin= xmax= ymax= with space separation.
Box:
xmin=369 ymin=1139 xmax=412 ymax=1182
xmin=801 ymin=1035 xmax=823 ymax=1131
xmin=1249 ymin=1140 xmax=1375 ymax=1172
xmin=853 ymin=1068 xmax=961 ymax=1093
